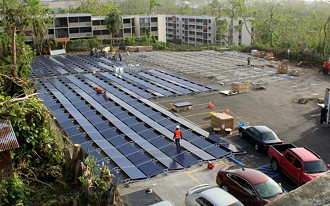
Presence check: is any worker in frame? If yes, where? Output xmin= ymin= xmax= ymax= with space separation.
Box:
xmin=103 ymin=91 xmax=109 ymax=99
xmin=96 ymin=86 xmax=102 ymax=94
xmin=119 ymin=52 xmax=123 ymax=61
xmin=247 ymin=56 xmax=251 ymax=66
xmin=126 ymin=50 xmax=130 ymax=56
xmin=173 ymin=125 xmax=183 ymax=150
xmin=320 ymin=105 xmax=328 ymax=124
xmin=112 ymin=51 xmax=116 ymax=61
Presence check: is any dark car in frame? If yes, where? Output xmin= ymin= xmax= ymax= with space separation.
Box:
xmin=216 ymin=165 xmax=286 ymax=206
xmin=239 ymin=125 xmax=282 ymax=152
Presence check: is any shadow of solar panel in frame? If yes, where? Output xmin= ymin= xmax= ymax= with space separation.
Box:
xmin=204 ymin=146 xmax=229 ymax=159
xmin=101 ymin=128 xmax=120 ymax=139
xmin=70 ymin=133 xmax=88 ymax=145
xmin=137 ymin=161 xmax=163 ymax=177
xmin=172 ymin=152 xmax=198 ymax=168
xmin=108 ymin=135 xmax=128 ymax=147
xmin=130 ymin=123 xmax=149 ymax=133
xmin=94 ymin=122 xmax=110 ymax=132
xmin=149 ymin=137 xmax=171 ymax=148
xmin=138 ymin=130 xmax=159 ymax=140
xmin=115 ymin=112 xmax=131 ymax=120
xmin=157 ymin=118 xmax=176 ymax=128
xmin=121 ymin=117 xmax=140 ymax=126
xmin=117 ymin=144 xmax=139 ymax=156
xmin=126 ymin=152 xmax=149 ymax=166
xmin=87 ymin=115 xmax=103 ymax=125
xmin=64 ymin=126 xmax=80 ymax=137
xmin=190 ymin=138 xmax=213 ymax=149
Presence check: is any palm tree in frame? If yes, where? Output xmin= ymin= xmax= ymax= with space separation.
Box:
xmin=105 ymin=11 xmax=122 ymax=46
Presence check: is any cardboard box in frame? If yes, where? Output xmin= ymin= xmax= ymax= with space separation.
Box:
xmin=277 ymin=63 xmax=288 ymax=74
xmin=266 ymin=52 xmax=274 ymax=60
xmin=211 ymin=113 xmax=234 ymax=129
xmin=232 ymin=82 xmax=251 ymax=93
xmin=257 ymin=51 xmax=267 ymax=58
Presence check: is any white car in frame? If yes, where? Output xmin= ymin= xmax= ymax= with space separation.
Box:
xmin=149 ymin=200 xmax=175 ymax=206
xmin=185 ymin=184 xmax=244 ymax=206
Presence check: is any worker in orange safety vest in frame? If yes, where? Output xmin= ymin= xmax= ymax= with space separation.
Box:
xmin=173 ymin=125 xmax=183 ymax=150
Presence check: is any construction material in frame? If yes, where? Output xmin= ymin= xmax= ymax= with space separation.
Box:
xmin=278 ymin=63 xmax=288 ymax=74
xmin=171 ymin=102 xmax=192 ymax=112
xmin=231 ymin=82 xmax=251 ymax=94
xmin=211 ymin=113 xmax=234 ymax=130
xmin=266 ymin=52 xmax=274 ymax=60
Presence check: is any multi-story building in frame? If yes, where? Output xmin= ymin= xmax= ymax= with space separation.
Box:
xmin=24 ymin=13 xmax=252 ymax=46
xmin=216 ymin=17 xmax=253 ymax=46
xmin=166 ymin=15 xmax=216 ymax=46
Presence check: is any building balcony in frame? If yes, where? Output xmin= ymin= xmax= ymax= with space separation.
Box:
xmin=68 ymin=22 xmax=91 ymax=27
xmin=70 ymin=32 xmax=92 ymax=38
xmin=123 ymin=23 xmax=131 ymax=27
xmin=93 ymin=25 xmax=107 ymax=30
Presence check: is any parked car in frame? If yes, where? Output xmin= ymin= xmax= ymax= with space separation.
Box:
xmin=149 ymin=200 xmax=176 ymax=206
xmin=238 ymin=125 xmax=282 ymax=152
xmin=185 ymin=184 xmax=243 ymax=206
xmin=268 ymin=143 xmax=330 ymax=185
xmin=216 ymin=165 xmax=286 ymax=206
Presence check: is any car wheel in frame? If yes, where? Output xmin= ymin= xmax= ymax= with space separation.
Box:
xmin=254 ymin=144 xmax=259 ymax=152
xmin=239 ymin=131 xmax=243 ymax=138
xmin=221 ymin=184 xmax=229 ymax=192
xmin=322 ymin=67 xmax=329 ymax=75
xmin=271 ymin=158 xmax=280 ymax=172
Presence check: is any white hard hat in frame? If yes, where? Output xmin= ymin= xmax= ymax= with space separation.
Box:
xmin=176 ymin=125 xmax=180 ymax=129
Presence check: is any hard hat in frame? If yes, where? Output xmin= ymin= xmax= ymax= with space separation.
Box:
xmin=176 ymin=125 xmax=180 ymax=129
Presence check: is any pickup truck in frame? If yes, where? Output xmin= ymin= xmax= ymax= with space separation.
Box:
xmin=268 ymin=143 xmax=329 ymax=186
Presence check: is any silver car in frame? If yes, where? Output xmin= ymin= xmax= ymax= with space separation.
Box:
xmin=185 ymin=184 xmax=244 ymax=206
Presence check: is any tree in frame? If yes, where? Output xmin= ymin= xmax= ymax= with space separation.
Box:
xmin=105 ymin=11 xmax=123 ymax=46
xmin=150 ymin=0 xmax=161 ymax=14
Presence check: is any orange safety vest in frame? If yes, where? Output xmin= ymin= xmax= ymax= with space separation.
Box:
xmin=174 ymin=129 xmax=182 ymax=140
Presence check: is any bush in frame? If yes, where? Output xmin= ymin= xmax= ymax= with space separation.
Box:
xmin=66 ymin=38 xmax=101 ymax=52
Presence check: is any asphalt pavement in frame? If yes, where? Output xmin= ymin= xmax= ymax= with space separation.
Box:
xmin=119 ymin=52 xmax=330 ymax=206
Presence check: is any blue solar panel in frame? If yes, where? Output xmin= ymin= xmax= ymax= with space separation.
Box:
xmin=130 ymin=123 xmax=149 ymax=133
xmin=160 ymin=145 xmax=181 ymax=157
xmin=204 ymin=146 xmax=229 ymax=159
xmin=115 ymin=112 xmax=131 ymax=120
xmin=87 ymin=115 xmax=103 ymax=125
xmin=63 ymin=126 xmax=80 ymax=137
xmin=117 ymin=144 xmax=139 ymax=156
xmin=94 ymin=122 xmax=109 ymax=132
xmin=70 ymin=133 xmax=88 ymax=144
xmin=139 ymin=130 xmax=159 ymax=140
xmin=207 ymin=135 xmax=244 ymax=153
xmin=58 ymin=119 xmax=75 ymax=129
xmin=171 ymin=152 xmax=198 ymax=168
xmin=157 ymin=118 xmax=176 ymax=128
xmin=137 ymin=161 xmax=163 ymax=177
xmin=108 ymin=136 xmax=128 ymax=147
xmin=121 ymin=117 xmax=140 ymax=126
xmin=190 ymin=138 xmax=213 ymax=149
xmin=149 ymin=137 xmax=170 ymax=148
xmin=101 ymin=128 xmax=120 ymax=139
xmin=126 ymin=152 xmax=149 ymax=166
xmin=80 ymin=141 xmax=96 ymax=152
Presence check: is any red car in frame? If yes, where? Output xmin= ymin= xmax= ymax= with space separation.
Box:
xmin=216 ymin=165 xmax=286 ymax=206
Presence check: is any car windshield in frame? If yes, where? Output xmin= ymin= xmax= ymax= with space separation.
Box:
xmin=254 ymin=179 xmax=283 ymax=199
xmin=304 ymin=160 xmax=328 ymax=173
xmin=261 ymin=132 xmax=278 ymax=141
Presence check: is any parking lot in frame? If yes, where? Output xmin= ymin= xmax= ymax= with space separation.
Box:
xmin=119 ymin=51 xmax=330 ymax=206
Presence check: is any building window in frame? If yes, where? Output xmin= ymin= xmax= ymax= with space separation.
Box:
xmin=93 ymin=30 xmax=101 ymax=35
xmin=102 ymin=30 xmax=110 ymax=35
xmin=151 ymin=17 xmax=157 ymax=22
xmin=79 ymin=16 xmax=91 ymax=22
xmin=151 ymin=27 xmax=158 ymax=31
xmin=69 ymin=17 xmax=79 ymax=23
xmin=69 ymin=28 xmax=79 ymax=33
xmin=55 ymin=18 xmax=68 ymax=27
xmin=80 ymin=27 xmax=91 ymax=33
xmin=124 ymin=28 xmax=131 ymax=33
xmin=55 ymin=28 xmax=68 ymax=38
xmin=48 ymin=29 xmax=54 ymax=34
xmin=208 ymin=20 xmax=211 ymax=23
xmin=123 ymin=18 xmax=130 ymax=23
xmin=92 ymin=20 xmax=100 ymax=26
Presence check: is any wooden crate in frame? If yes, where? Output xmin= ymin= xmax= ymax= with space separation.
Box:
xmin=232 ymin=82 xmax=251 ymax=94
xmin=211 ymin=113 xmax=234 ymax=129
xmin=266 ymin=52 xmax=274 ymax=60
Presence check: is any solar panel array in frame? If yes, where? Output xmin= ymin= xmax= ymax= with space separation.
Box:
xmin=32 ymin=54 xmax=242 ymax=183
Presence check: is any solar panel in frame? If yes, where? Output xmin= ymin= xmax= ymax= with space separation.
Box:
xmin=149 ymin=137 xmax=171 ymax=148
xmin=138 ymin=130 xmax=159 ymax=140
xmin=101 ymin=128 xmax=120 ymax=139
xmin=117 ymin=144 xmax=139 ymax=156
xmin=130 ymin=123 xmax=149 ymax=133
xmin=171 ymin=152 xmax=198 ymax=168
xmin=121 ymin=117 xmax=140 ymax=126
xmin=126 ymin=152 xmax=149 ymax=166
xmin=207 ymin=135 xmax=244 ymax=153
xmin=94 ymin=122 xmax=110 ymax=132
xmin=108 ymin=136 xmax=128 ymax=147
xmin=137 ymin=161 xmax=163 ymax=177
xmin=70 ymin=133 xmax=88 ymax=145
xmin=63 ymin=126 xmax=80 ymax=137
xmin=190 ymin=138 xmax=213 ymax=149
xmin=204 ymin=146 xmax=229 ymax=159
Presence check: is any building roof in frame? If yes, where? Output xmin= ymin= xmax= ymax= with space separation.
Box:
xmin=0 ymin=119 xmax=19 ymax=152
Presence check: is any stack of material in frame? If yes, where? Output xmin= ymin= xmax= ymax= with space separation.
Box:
xmin=144 ymin=46 xmax=153 ymax=52
xmin=266 ymin=52 xmax=274 ymax=60
xmin=257 ymin=51 xmax=267 ymax=58
xmin=125 ymin=46 xmax=138 ymax=52
xmin=232 ymin=82 xmax=251 ymax=94
xmin=211 ymin=113 xmax=234 ymax=130
xmin=278 ymin=63 xmax=288 ymax=74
